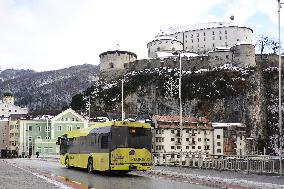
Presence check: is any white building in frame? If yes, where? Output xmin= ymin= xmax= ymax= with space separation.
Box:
xmin=212 ymin=123 xmax=246 ymax=156
xmin=0 ymin=91 xmax=28 ymax=118
xmin=152 ymin=115 xmax=214 ymax=159
xmin=148 ymin=20 xmax=253 ymax=58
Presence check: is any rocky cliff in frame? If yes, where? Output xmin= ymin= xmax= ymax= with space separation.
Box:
xmin=76 ymin=56 xmax=283 ymax=155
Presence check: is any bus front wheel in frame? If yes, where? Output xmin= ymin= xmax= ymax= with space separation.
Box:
xmin=65 ymin=157 xmax=70 ymax=168
xmin=87 ymin=158 xmax=93 ymax=174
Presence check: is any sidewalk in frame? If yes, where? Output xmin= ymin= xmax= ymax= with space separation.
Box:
xmin=0 ymin=159 xmax=69 ymax=189
xmin=151 ymin=166 xmax=284 ymax=189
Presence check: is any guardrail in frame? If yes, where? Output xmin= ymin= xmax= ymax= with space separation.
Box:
xmin=152 ymin=152 xmax=284 ymax=175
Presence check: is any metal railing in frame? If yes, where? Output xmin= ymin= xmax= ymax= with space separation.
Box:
xmin=152 ymin=152 xmax=284 ymax=175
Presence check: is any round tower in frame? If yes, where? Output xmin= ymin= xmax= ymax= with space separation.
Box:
xmin=147 ymin=36 xmax=183 ymax=58
xmin=99 ymin=50 xmax=137 ymax=72
xmin=3 ymin=90 xmax=14 ymax=104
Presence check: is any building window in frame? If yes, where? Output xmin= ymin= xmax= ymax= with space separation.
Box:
xmin=28 ymin=126 xmax=32 ymax=131
xmin=225 ymin=42 xmax=228 ymax=47
xmin=198 ymin=146 xmax=201 ymax=149
xmin=203 ymin=32 xmax=206 ymax=36
xmin=212 ymin=43 xmax=215 ymax=48
xmin=198 ymin=138 xmax=201 ymax=142
xmin=197 ymin=33 xmax=199 ymax=37
xmin=172 ymin=48 xmax=175 ymax=51
xmin=217 ymin=149 xmax=221 ymax=153
xmin=67 ymin=125 xmax=72 ymax=131
xmin=225 ymin=30 xmax=227 ymax=34
xmin=37 ymin=136 xmax=41 ymax=139
xmin=109 ymin=63 xmax=114 ymax=68
xmin=45 ymin=136 xmax=50 ymax=139
xmin=186 ymin=138 xmax=189 ymax=141
xmin=37 ymin=126 xmax=41 ymax=132
xmin=177 ymin=146 xmax=181 ymax=149
xmin=212 ymin=31 xmax=215 ymax=35
xmin=219 ymin=36 xmax=222 ymax=40
xmin=197 ymin=38 xmax=199 ymax=42
xmin=28 ymin=136 xmax=32 ymax=142
xmin=213 ymin=36 xmax=215 ymax=40
xmin=77 ymin=126 xmax=80 ymax=130
xmin=157 ymin=47 xmax=160 ymax=51
xmin=57 ymin=125 xmax=62 ymax=131
xmin=226 ymin=55 xmax=229 ymax=59
xmin=192 ymin=146 xmax=195 ymax=149
xmin=45 ymin=126 xmax=50 ymax=132
xmin=191 ymin=34 xmax=193 ymax=38
xmin=225 ymin=35 xmax=227 ymax=39
xmin=171 ymin=130 xmax=175 ymax=134
xmin=217 ymin=135 xmax=221 ymax=139
xmin=171 ymin=146 xmax=174 ymax=149
xmin=171 ymin=138 xmax=174 ymax=141
xmin=204 ymin=38 xmax=206 ymax=41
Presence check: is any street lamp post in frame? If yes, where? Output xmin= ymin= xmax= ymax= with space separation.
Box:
xmin=278 ymin=0 xmax=283 ymax=176
xmin=122 ymin=76 xmax=125 ymax=121
xmin=178 ymin=52 xmax=183 ymax=153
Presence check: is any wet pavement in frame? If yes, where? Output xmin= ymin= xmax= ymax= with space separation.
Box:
xmin=0 ymin=159 xmax=69 ymax=189
xmin=4 ymin=158 xmax=214 ymax=189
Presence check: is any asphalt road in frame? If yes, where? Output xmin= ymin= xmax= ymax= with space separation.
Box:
xmin=6 ymin=158 xmax=214 ymax=189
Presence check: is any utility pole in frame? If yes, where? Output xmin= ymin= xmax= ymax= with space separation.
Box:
xmin=122 ymin=76 xmax=124 ymax=121
xmin=278 ymin=0 xmax=283 ymax=176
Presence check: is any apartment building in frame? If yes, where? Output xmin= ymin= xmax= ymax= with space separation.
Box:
xmin=152 ymin=115 xmax=214 ymax=159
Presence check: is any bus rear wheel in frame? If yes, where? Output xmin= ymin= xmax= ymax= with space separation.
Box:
xmin=87 ymin=158 xmax=93 ymax=174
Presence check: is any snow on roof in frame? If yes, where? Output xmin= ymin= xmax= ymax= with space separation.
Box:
xmin=156 ymin=51 xmax=176 ymax=58
xmin=157 ymin=22 xmax=251 ymax=36
xmin=234 ymin=41 xmax=254 ymax=46
xmin=156 ymin=51 xmax=199 ymax=58
xmin=154 ymin=36 xmax=178 ymax=41
xmin=181 ymin=52 xmax=199 ymax=57
xmin=212 ymin=122 xmax=245 ymax=128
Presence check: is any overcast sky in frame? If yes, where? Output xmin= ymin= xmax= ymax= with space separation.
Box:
xmin=0 ymin=0 xmax=282 ymax=71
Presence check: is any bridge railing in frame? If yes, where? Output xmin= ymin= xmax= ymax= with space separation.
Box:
xmin=152 ymin=152 xmax=283 ymax=175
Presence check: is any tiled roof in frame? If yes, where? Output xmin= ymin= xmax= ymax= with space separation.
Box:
xmin=152 ymin=115 xmax=209 ymax=123
xmin=158 ymin=124 xmax=213 ymax=130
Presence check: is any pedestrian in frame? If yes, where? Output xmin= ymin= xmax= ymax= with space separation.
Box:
xmin=36 ymin=152 xmax=39 ymax=158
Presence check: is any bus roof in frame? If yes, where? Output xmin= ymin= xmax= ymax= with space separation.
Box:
xmin=64 ymin=121 xmax=151 ymax=138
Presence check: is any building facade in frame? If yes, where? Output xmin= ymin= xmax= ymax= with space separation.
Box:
xmin=212 ymin=123 xmax=246 ymax=156
xmin=0 ymin=119 xmax=9 ymax=155
xmin=148 ymin=21 xmax=253 ymax=58
xmin=99 ymin=50 xmax=137 ymax=72
xmin=18 ymin=108 xmax=88 ymax=156
xmin=0 ymin=91 xmax=28 ymax=118
xmin=152 ymin=115 xmax=214 ymax=160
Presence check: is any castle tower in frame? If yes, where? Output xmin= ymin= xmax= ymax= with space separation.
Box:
xmin=3 ymin=90 xmax=14 ymax=105
xmin=99 ymin=50 xmax=137 ymax=72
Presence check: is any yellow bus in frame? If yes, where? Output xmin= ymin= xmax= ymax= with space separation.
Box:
xmin=56 ymin=121 xmax=152 ymax=173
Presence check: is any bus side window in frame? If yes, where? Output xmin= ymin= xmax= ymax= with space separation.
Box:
xmin=101 ymin=136 xmax=108 ymax=149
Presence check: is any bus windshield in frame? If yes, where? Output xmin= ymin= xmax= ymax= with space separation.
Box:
xmin=111 ymin=126 xmax=152 ymax=151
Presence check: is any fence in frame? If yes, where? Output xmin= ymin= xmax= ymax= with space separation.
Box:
xmin=152 ymin=152 xmax=284 ymax=175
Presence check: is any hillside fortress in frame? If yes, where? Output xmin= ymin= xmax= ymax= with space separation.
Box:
xmin=99 ymin=19 xmax=255 ymax=77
